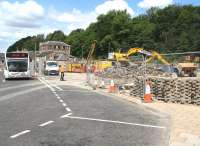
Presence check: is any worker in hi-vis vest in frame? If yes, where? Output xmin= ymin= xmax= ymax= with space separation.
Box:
xmin=59 ymin=65 xmax=65 ymax=81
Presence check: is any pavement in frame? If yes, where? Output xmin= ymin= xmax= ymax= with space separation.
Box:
xmin=0 ymin=71 xmax=170 ymax=146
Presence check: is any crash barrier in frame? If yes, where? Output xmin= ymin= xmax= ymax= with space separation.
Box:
xmin=130 ymin=77 xmax=200 ymax=105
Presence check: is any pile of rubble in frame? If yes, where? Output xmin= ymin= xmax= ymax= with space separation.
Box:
xmin=97 ymin=63 xmax=172 ymax=85
xmin=130 ymin=77 xmax=200 ymax=105
xmin=94 ymin=62 xmax=200 ymax=105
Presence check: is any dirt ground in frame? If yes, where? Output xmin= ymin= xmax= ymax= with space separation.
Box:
xmin=145 ymin=102 xmax=200 ymax=144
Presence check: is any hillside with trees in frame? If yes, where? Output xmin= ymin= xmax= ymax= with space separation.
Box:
xmin=7 ymin=5 xmax=200 ymax=59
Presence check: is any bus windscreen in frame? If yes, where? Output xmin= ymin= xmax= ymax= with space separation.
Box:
xmin=7 ymin=59 xmax=28 ymax=72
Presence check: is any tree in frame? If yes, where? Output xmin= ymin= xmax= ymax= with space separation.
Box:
xmin=7 ymin=5 xmax=200 ymax=59
xmin=46 ymin=30 xmax=66 ymax=41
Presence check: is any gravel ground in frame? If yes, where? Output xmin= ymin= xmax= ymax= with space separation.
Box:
xmin=145 ymin=102 xmax=200 ymax=145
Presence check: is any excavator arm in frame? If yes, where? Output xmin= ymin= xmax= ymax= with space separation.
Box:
xmin=112 ymin=47 xmax=167 ymax=65
xmin=113 ymin=48 xmax=145 ymax=62
xmin=146 ymin=51 xmax=170 ymax=65
xmin=127 ymin=48 xmax=143 ymax=56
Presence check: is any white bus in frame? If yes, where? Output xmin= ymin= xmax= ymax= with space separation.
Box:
xmin=4 ymin=52 xmax=33 ymax=79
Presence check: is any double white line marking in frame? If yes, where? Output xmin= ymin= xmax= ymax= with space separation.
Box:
xmin=39 ymin=77 xmax=72 ymax=113
xmin=44 ymin=79 xmax=63 ymax=91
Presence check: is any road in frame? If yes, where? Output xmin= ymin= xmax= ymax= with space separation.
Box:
xmin=0 ymin=71 xmax=170 ymax=146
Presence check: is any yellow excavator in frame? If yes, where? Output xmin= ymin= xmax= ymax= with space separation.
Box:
xmin=146 ymin=51 xmax=170 ymax=65
xmin=143 ymin=50 xmax=197 ymax=77
xmin=113 ymin=52 xmax=128 ymax=62
xmin=112 ymin=47 xmax=197 ymax=77
xmin=113 ymin=47 xmax=152 ymax=62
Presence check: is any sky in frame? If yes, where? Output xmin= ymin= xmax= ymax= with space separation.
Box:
xmin=0 ymin=0 xmax=199 ymax=52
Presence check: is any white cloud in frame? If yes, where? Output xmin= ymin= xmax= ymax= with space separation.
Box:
xmin=49 ymin=8 xmax=97 ymax=30
xmin=0 ymin=0 xmax=135 ymax=52
xmin=95 ymin=0 xmax=134 ymax=15
xmin=0 ymin=0 xmax=47 ymax=52
xmin=0 ymin=0 xmax=44 ymax=28
xmin=49 ymin=0 xmax=135 ymax=33
xmin=138 ymin=0 xmax=173 ymax=9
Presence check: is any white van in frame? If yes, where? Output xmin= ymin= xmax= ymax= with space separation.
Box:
xmin=44 ymin=61 xmax=59 ymax=76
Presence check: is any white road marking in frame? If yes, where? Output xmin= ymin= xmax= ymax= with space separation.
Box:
xmin=62 ymin=103 xmax=67 ymax=107
xmin=65 ymin=116 xmax=166 ymax=129
xmin=66 ymin=107 xmax=71 ymax=112
xmin=53 ymin=85 xmax=63 ymax=91
xmin=38 ymin=78 xmax=55 ymax=91
xmin=60 ymin=113 xmax=72 ymax=118
xmin=44 ymin=80 xmax=63 ymax=91
xmin=39 ymin=77 xmax=73 ymax=113
xmin=10 ymin=130 xmax=31 ymax=139
xmin=39 ymin=121 xmax=54 ymax=127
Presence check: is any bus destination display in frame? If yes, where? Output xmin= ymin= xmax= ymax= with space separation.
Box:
xmin=6 ymin=53 xmax=28 ymax=58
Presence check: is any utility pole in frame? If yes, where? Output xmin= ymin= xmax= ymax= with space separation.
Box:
xmin=34 ymin=43 xmax=37 ymax=75
xmin=108 ymin=42 xmax=111 ymax=53
xmin=142 ymin=54 xmax=147 ymax=101
xmin=81 ymin=45 xmax=84 ymax=60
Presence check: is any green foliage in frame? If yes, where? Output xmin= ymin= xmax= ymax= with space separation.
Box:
xmin=7 ymin=35 xmax=44 ymax=52
xmin=46 ymin=30 xmax=65 ymax=41
xmin=7 ymin=5 xmax=200 ymax=59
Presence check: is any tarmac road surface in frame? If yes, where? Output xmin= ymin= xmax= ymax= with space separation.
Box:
xmin=0 ymin=72 xmax=170 ymax=146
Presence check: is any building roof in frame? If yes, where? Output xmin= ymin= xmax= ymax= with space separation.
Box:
xmin=40 ymin=41 xmax=70 ymax=47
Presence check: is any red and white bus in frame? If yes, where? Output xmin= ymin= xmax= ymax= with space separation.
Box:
xmin=4 ymin=52 xmax=33 ymax=79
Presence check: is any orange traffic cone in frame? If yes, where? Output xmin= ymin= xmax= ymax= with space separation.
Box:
xmin=144 ymin=80 xmax=152 ymax=103
xmin=108 ymin=80 xmax=116 ymax=93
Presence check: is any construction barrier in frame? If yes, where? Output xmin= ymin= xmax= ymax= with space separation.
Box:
xmin=67 ymin=63 xmax=86 ymax=73
xmin=93 ymin=61 xmax=112 ymax=73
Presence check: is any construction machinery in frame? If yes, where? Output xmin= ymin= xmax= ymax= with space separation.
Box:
xmin=146 ymin=51 xmax=170 ymax=65
xmin=86 ymin=40 xmax=97 ymax=65
xmin=145 ymin=51 xmax=198 ymax=77
xmin=127 ymin=48 xmax=151 ymax=57
xmin=109 ymin=48 xmax=151 ymax=62
xmin=174 ymin=63 xmax=197 ymax=77
xmin=110 ymin=47 xmax=198 ymax=77
xmin=108 ymin=52 xmax=128 ymax=62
